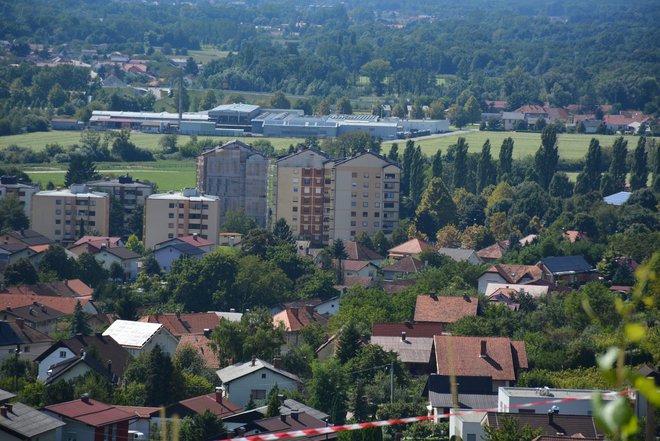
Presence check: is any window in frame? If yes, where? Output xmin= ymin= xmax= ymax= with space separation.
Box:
xmin=374 ymin=222 xmax=380 ymax=227
xmin=55 ymin=220 xmax=61 ymax=225
xmin=374 ymin=212 xmax=380 ymax=218
xmin=363 ymin=183 xmax=369 ymax=188
xmin=350 ymin=230 xmax=356 ymax=236
xmin=89 ymin=211 xmax=95 ymax=216
xmin=178 ymin=213 xmax=184 ymax=219
xmin=178 ymin=203 xmax=184 ymax=208
xmin=362 ymin=221 xmax=368 ymax=227
xmin=376 ymin=182 xmax=381 ymax=188
xmin=315 ymin=188 xmax=321 ymax=194
xmin=467 ymin=435 xmax=476 ymax=441
xmin=65 ymin=210 xmax=72 ymax=216
xmin=65 ymin=220 xmax=71 ymax=225
xmin=351 ymin=221 xmax=356 ymax=226
xmin=56 ymin=199 xmax=62 ymax=205
xmin=22 ymin=346 xmax=29 ymax=353
xmin=351 ymin=183 xmax=357 ymax=188
xmin=168 ymin=223 xmax=174 ymax=228
xmin=261 ymin=373 xmax=267 ymax=379
xmin=363 ymin=202 xmax=368 ymax=207
xmin=293 ymin=207 xmax=298 ymax=212
xmin=293 ymin=187 xmax=299 ymax=193
xmin=363 ymin=193 xmax=368 ymax=198
xmin=55 ymin=209 xmax=61 ymax=215
xmin=351 ymin=211 xmax=356 ymax=217
xmin=351 ymin=202 xmax=356 ymax=207
xmin=169 ymin=213 xmax=174 ymax=218
xmin=89 ymin=221 xmax=95 ymax=226
xmin=352 ymin=172 xmax=357 ymax=178
xmin=375 ymin=202 xmax=381 ymax=208
xmin=54 ymin=229 xmax=61 ymax=235
xmin=59 ymin=350 xmax=67 ymax=358
xmin=168 ymin=233 xmax=174 ymax=238
xmin=304 ymin=187 xmax=310 ymax=194
xmin=363 ymin=173 xmax=369 ymax=178
xmin=352 ymin=192 xmax=357 ymax=198
xmin=251 ymin=389 xmax=267 ymax=400
xmin=303 ymin=178 xmax=311 ymax=185
xmin=362 ymin=212 xmax=368 ymax=217
xmin=202 ymin=204 xmax=209 ymax=209
xmin=293 ymin=178 xmax=299 ymax=183
xmin=178 ymin=223 xmax=184 ymax=228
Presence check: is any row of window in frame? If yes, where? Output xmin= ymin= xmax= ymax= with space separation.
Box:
xmin=55 ymin=220 xmax=96 ymax=226
xmin=167 ymin=203 xmax=210 ymax=209
xmin=55 ymin=199 xmax=97 ymax=206
xmin=350 ymin=221 xmax=381 ymax=227
xmin=350 ymin=211 xmax=380 ymax=218
xmin=167 ymin=223 xmax=209 ymax=230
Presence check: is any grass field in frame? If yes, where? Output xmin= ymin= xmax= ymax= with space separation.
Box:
xmin=0 ymin=131 xmax=301 ymax=153
xmin=383 ymin=132 xmax=650 ymax=161
xmin=187 ymin=47 xmax=230 ymax=64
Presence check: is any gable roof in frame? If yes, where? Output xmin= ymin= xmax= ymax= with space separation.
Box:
xmin=484 ymin=283 xmax=549 ymax=298
xmin=177 ymin=335 xmax=218 ymax=369
xmin=139 ymin=312 xmax=220 ymax=337
xmin=540 ymin=256 xmax=594 ymax=274
xmin=44 ymin=398 xmax=135 ymax=427
xmin=562 ymin=230 xmax=589 ymax=243
xmin=216 ymin=358 xmax=301 ymax=384
xmin=102 ymin=320 xmax=170 ymax=349
xmin=437 ymin=247 xmax=481 ymax=263
xmin=476 ymin=241 xmax=509 ymax=260
xmin=372 ymin=322 xmax=444 ymax=338
xmin=1 ymin=279 xmax=93 ymax=298
xmin=0 ymin=295 xmax=95 ymax=315
xmin=273 ymin=307 xmax=329 ymax=332
xmin=484 ymin=264 xmax=543 ymax=284
xmin=2 ymin=303 xmax=66 ymax=324
xmin=342 ymin=241 xmax=383 ymax=261
xmin=73 ymin=236 xmax=122 ymax=248
xmin=485 ymin=412 xmax=602 ymax=438
xmin=165 ymin=392 xmax=242 ymax=419
xmin=388 ymin=239 xmax=433 ymax=257
xmin=252 ymin=412 xmax=335 ymax=441
xmin=603 ymin=191 xmax=631 ymax=205
xmin=0 ymin=320 xmax=53 ymax=346
xmin=382 ymin=255 xmax=424 ymax=274
xmin=2 ymin=230 xmax=52 ymax=246
xmin=433 ymin=336 xmax=527 ymax=381
xmin=370 ymin=335 xmax=433 ymax=364
xmin=0 ymin=402 xmax=65 ymax=438
xmin=340 ymin=259 xmax=374 ymax=272
xmin=154 ymin=242 xmax=205 ymax=257
xmin=414 ymin=295 xmax=478 ymax=323
xmin=100 ymin=247 xmax=140 ymax=260
xmin=175 ymin=234 xmax=214 ymax=248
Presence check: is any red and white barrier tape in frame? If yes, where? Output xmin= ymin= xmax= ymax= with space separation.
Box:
xmin=223 ymin=390 xmax=634 ymax=441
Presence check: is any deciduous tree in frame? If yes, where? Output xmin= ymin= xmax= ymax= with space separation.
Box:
xmin=630 ymin=136 xmax=648 ymax=190
xmin=533 ymin=125 xmax=559 ymax=189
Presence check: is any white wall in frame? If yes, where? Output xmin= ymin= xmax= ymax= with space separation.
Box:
xmin=224 ymin=369 xmax=299 ymax=407
xmin=478 ymin=273 xmax=506 ymax=293
xmin=38 ymin=347 xmax=76 ymax=380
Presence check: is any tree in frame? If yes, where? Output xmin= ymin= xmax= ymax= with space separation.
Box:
xmin=575 ymin=138 xmax=603 ymax=194
xmin=548 ymin=172 xmax=574 ymax=198
xmin=272 ymin=218 xmax=294 ymax=244
xmin=435 ymin=225 xmax=462 ymax=248
xmin=372 ymin=230 xmax=390 ymax=256
xmin=609 ymin=137 xmax=629 ymax=190
xmin=447 ymin=105 xmax=469 ymax=128
xmin=387 ymin=143 xmax=399 ymax=162
xmin=400 ymin=140 xmax=415 ymax=199
xmin=410 ymin=102 xmax=424 ymax=119
xmin=184 ymin=57 xmax=198 ymax=75
xmin=108 ymin=196 xmax=125 ymax=237
xmin=76 ymin=253 xmax=108 ymax=288
xmin=0 ymin=193 xmax=29 ymax=232
xmin=200 ymin=90 xmax=218 ymax=110
xmin=414 ymin=177 xmax=457 ymax=239
xmin=173 ymin=344 xmax=206 ymax=376
xmin=498 ymin=137 xmax=514 ymax=181
xmin=452 ymin=137 xmax=469 ymax=189
xmin=125 ymin=234 xmax=144 ymax=255
xmin=533 ymin=125 xmax=559 ymax=189
xmin=630 ymin=136 xmax=648 ymax=190
xmin=329 ymin=239 xmax=348 ymax=284
xmin=142 ymin=252 xmax=161 ymax=275
xmin=464 ymin=95 xmax=482 ymax=123
xmin=337 ymin=321 xmax=363 ymax=363
xmin=360 ymin=60 xmax=392 ymax=96
xmin=317 ymin=100 xmax=331 ymax=116
xmin=308 ymin=359 xmax=348 ymax=424
xmin=483 ymin=416 xmax=542 ymax=441
xmin=144 ymin=344 xmax=182 ymax=406
xmin=109 ymin=261 xmax=125 ymax=281
xmin=265 ymin=385 xmax=281 ymax=417
xmin=48 ymin=83 xmax=68 ymax=107
xmin=336 ymin=97 xmax=353 ymax=115
xmin=64 ymin=154 xmax=98 ymax=187
xmin=69 ymin=301 xmax=91 ymax=336
xmin=222 ymin=209 xmax=258 ymax=235
xmin=431 ymin=150 xmax=443 ymax=178
xmin=270 ymin=91 xmax=291 ymax=109
xmin=477 ymin=139 xmax=497 ymax=192
xmin=159 ymin=134 xmax=178 ymax=154
xmin=654 ymin=142 xmax=660 ymax=193
xmin=39 ymin=245 xmax=78 ymax=280
xmin=3 ymin=258 xmax=38 ymax=286
xmin=409 ymin=146 xmax=425 ymax=205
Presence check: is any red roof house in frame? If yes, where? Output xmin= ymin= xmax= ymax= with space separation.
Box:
xmin=159 ymin=389 xmax=242 ymax=419
xmin=414 ymin=294 xmax=478 ymax=324
xmin=388 ymin=238 xmax=434 ymax=258
xmin=138 ymin=311 xmax=220 ymax=337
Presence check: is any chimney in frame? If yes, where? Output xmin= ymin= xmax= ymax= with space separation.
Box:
xmin=15 ymin=318 xmax=24 ymax=329
xmin=229 ymin=308 xmax=236 ymax=312
xmin=5 ymin=403 xmax=12 ymax=413
xmin=251 ymin=355 xmax=256 ymax=366
xmin=290 ymin=307 xmax=299 ymax=319
xmin=215 ymin=386 xmax=223 ymax=404
xmin=479 ymin=340 xmax=487 ymax=358
xmin=0 ymin=406 xmax=7 ymax=418
xmin=401 ymin=331 xmax=407 ymax=341
xmin=463 ymin=293 xmax=470 ymax=302
xmin=548 ymin=406 xmax=559 ymax=424
xmin=81 ymin=393 xmax=90 ymax=403
xmin=203 ymin=328 xmax=211 ymax=338
xmin=280 ymin=414 xmax=287 ymax=422
xmin=193 ymin=233 xmax=198 ymax=240
xmin=175 ymin=310 xmax=181 ymax=319
xmin=273 ymin=356 xmax=281 ymax=369
xmin=107 ymin=360 xmax=112 ymax=376
xmin=291 ymin=410 xmax=300 ymax=420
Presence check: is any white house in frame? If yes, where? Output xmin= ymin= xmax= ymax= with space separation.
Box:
xmin=0 ymin=389 xmax=65 ymax=441
xmin=216 ymin=357 xmax=301 ymax=407
xmin=102 ymin=320 xmax=179 ymax=357
xmin=153 ymin=242 xmax=205 ymax=273
xmin=437 ymin=248 xmax=483 ymax=265
xmin=497 ymin=387 xmax=617 ymax=415
xmin=95 ymin=247 xmax=140 ymax=280
xmin=314 ymin=296 xmax=340 ymax=316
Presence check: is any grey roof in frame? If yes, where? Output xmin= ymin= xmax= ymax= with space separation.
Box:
xmin=502 ymin=112 xmax=524 ymax=120
xmin=437 ymin=247 xmax=481 ymax=263
xmin=370 ymin=336 xmax=433 ymax=364
xmin=216 ymin=358 xmax=301 ymax=384
xmin=5 ymin=230 xmax=51 ymax=246
xmin=169 ymin=242 xmax=205 ymax=256
xmin=0 ymin=388 xmax=16 ymax=402
xmin=540 ymin=255 xmax=594 ymax=274
xmin=603 ymin=191 xmax=631 ymax=205
xmin=0 ymin=402 xmax=65 ymax=438
xmin=102 ymin=247 xmax=140 ymax=260
xmin=428 ymin=392 xmax=497 ymax=410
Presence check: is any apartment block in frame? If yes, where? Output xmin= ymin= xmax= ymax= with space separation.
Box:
xmin=274 ymin=149 xmax=400 ymax=245
xmin=86 ymin=174 xmax=154 ymax=219
xmin=144 ymin=188 xmax=221 ymax=249
xmin=197 ymin=140 xmax=269 ymax=227
xmin=31 ymin=184 xmax=110 ymax=243
xmin=0 ymin=175 xmax=39 ymax=216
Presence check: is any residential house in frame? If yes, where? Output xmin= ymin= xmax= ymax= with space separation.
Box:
xmin=1 ymin=230 xmax=51 ymax=248
xmin=246 ymin=412 xmax=338 ymax=441
xmin=210 ymin=310 xmax=243 ymax=322
xmin=35 ymin=333 xmax=130 ymax=384
xmin=102 ymin=320 xmax=179 ymax=356
xmin=157 ymin=389 xmax=242 ymax=419
xmin=603 ymin=113 xmax=651 ymax=133
xmin=477 ymin=263 xmax=543 ymax=293
xmin=437 ymin=248 xmax=483 ymax=265
xmin=0 ymin=319 xmax=53 ymax=362
xmin=139 ymin=311 xmax=221 ymax=337
xmin=0 ymin=244 xmax=37 ymax=266
xmin=342 ymin=240 xmax=384 ymax=265
xmin=315 ymin=334 xmax=338 ymax=361
xmin=143 ymin=189 xmax=221 ymax=250
xmin=95 ymin=247 xmax=140 ymax=280
xmin=387 ymin=238 xmax=434 ymax=259
xmin=0 ymin=388 xmax=65 ymax=441
xmin=1 ymin=303 xmax=66 ymax=334
xmin=372 ymin=322 xmax=444 ymax=338
xmin=313 ymin=297 xmax=340 ymax=316
xmin=177 ymin=334 xmax=218 ymax=369
xmin=223 ymin=398 xmax=329 ymax=428
xmin=0 ymin=295 xmax=98 ymax=316
xmin=152 ymin=242 xmax=206 ymax=273
xmin=154 ymin=234 xmax=216 ymax=253
xmin=381 ymin=279 xmax=417 ymax=294
xmin=370 ymin=332 xmax=433 ymax=376
xmin=484 ymin=283 xmax=549 ymax=299
xmin=381 ymin=256 xmax=424 ymax=281
xmin=0 ymin=279 xmax=93 ymax=298
xmin=518 ymin=234 xmax=538 ymax=247
xmin=44 ymin=396 xmax=136 ymax=441
xmin=501 ymin=112 xmax=525 ymax=130
xmin=482 ymin=412 xmax=603 ymax=438
xmin=487 ymin=289 xmax=521 ymax=311
xmin=216 ymin=357 xmax=302 ymax=406
xmin=196 ymin=140 xmax=269 ymax=227
xmin=413 ymin=294 xmax=478 ymax=324
xmin=498 ymin=387 xmax=617 ymax=415
xmin=338 ymin=260 xmax=379 ymax=280
xmin=113 ymin=406 xmax=159 ymax=441
xmin=273 ymin=306 xmax=329 ymax=353
xmin=218 ymin=232 xmax=242 ymax=248
xmin=476 ymin=241 xmax=509 ymax=263
xmin=485 ymin=100 xmax=507 ymax=113
xmin=0 ymin=176 xmax=39 ymax=217
xmin=538 ymin=255 xmax=597 ymax=285
xmin=562 ymin=230 xmax=589 ymax=243
xmin=67 ymin=235 xmax=123 ymax=257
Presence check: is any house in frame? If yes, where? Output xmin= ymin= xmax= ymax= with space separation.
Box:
xmin=486 ymin=290 xmax=520 ymax=311
xmin=223 ymin=398 xmax=329 ymax=427
xmin=210 ymin=310 xmax=243 ymax=322
xmin=437 ymin=248 xmax=483 ymax=265
xmin=0 ymin=279 xmax=93 ymax=298
xmin=0 ymin=294 xmax=98 ymax=316
xmin=518 ymin=234 xmax=538 ymax=247
xmin=246 ymin=412 xmax=338 ymax=441
xmin=372 ymin=322 xmax=444 ymax=338
xmin=0 ymin=244 xmax=37 ymax=266
xmin=102 ymin=320 xmax=179 ymax=356
xmin=1 ymin=302 xmax=66 ymax=334
xmin=381 ymin=279 xmax=417 ymax=294
xmin=414 ymin=294 xmax=478 ymax=324
xmin=0 ymin=319 xmax=53 ymax=363
xmin=113 ymin=406 xmax=159 ymax=441
xmin=603 ymin=191 xmax=631 ymax=205
xmin=0 ymin=388 xmax=65 ymax=441
xmin=476 ymin=241 xmax=509 ymax=263
xmin=314 ymin=296 xmax=340 ymax=316
xmin=370 ymin=332 xmax=433 ymax=376
xmin=337 ymin=259 xmax=379 ymax=279
xmin=388 ymin=238 xmax=434 ymax=259
xmin=44 ymin=396 xmax=136 ymax=441
xmin=138 ymin=311 xmax=220 ymax=337
xmin=482 ymin=412 xmax=603 ymax=438
xmin=315 ymin=334 xmax=338 ymax=361
xmin=538 ymin=256 xmax=597 ymax=285
xmin=157 ymin=389 xmax=242 ymax=419
xmin=484 ymin=283 xmax=549 ymax=299
xmin=501 ymin=112 xmax=525 ymax=130
xmin=154 ymin=234 xmax=215 ymax=253
xmin=95 ymin=247 xmax=140 ymax=280
xmin=216 ymin=357 xmax=302 ymax=406
xmin=218 ymin=232 xmax=242 ymax=248
xmin=1 ymin=230 xmax=51 ymax=248
xmin=342 ymin=240 xmax=384 ymax=265
xmin=152 ymin=242 xmax=206 ymax=273
xmin=35 ymin=333 xmax=130 ymax=384
xmin=477 ymin=264 xmax=543 ymax=293
xmin=67 ymin=236 xmax=123 ymax=257
xmin=177 ymin=334 xmax=218 ymax=369
xmin=562 ymin=230 xmax=589 ymax=243
xmin=498 ymin=387 xmax=617 ymax=415
xmin=273 ymin=306 xmax=329 ymax=353
xmin=381 ymin=256 xmax=424 ymax=280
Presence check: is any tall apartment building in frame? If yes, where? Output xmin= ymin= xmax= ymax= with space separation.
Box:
xmin=0 ymin=175 xmax=39 ymax=217
xmin=197 ymin=140 xmax=269 ymax=227
xmin=31 ymin=184 xmax=110 ymax=243
xmin=144 ymin=188 xmax=221 ymax=249
xmin=86 ymin=174 xmax=154 ymax=219
xmin=274 ymin=150 xmax=400 ymax=245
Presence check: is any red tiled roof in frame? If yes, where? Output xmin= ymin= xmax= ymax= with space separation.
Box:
xmin=485 ymin=264 xmax=543 ymax=284
xmin=414 ymin=295 xmax=478 ymax=323
xmin=139 ymin=312 xmax=220 ymax=337
xmin=176 ymin=235 xmax=214 ymax=248
xmin=340 ymin=259 xmax=373 ymax=272
xmin=0 ymin=294 xmax=95 ymax=315
xmin=172 ymin=392 xmax=242 ymax=418
xmin=382 ymin=256 xmax=424 ymax=273
xmin=516 ymin=105 xmax=547 ymax=114
xmin=73 ymin=236 xmax=122 ymax=248
xmin=253 ymin=412 xmax=335 ymax=441
xmin=433 ymin=335 xmax=527 ymax=381
xmin=273 ymin=306 xmax=328 ymax=332
xmin=476 ymin=241 xmax=509 ymax=260
xmin=572 ymin=114 xmax=596 ymax=122
xmin=177 ymin=335 xmax=219 ymax=369
xmin=372 ymin=322 xmax=444 ymax=338
xmin=29 ymin=244 xmax=50 ymax=253
xmin=381 ymin=279 xmax=417 ymax=294
xmin=114 ymin=406 xmax=160 ymax=419
xmin=388 ymin=239 xmax=434 ymax=256
xmin=45 ymin=398 xmax=135 ymax=427
xmin=0 ymin=279 xmax=92 ymax=298
xmin=342 ymin=241 xmax=383 ymax=261
xmin=562 ymin=230 xmax=589 ymax=243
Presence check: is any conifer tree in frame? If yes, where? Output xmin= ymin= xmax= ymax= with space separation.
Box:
xmin=575 ymin=138 xmax=602 ymax=194
xmin=431 ymin=150 xmax=443 ymax=178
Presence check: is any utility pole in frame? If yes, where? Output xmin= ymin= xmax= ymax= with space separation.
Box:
xmin=390 ymin=361 xmax=394 ymax=404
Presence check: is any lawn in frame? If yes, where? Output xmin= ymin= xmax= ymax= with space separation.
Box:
xmin=0 ymin=131 xmax=301 ymax=153
xmin=187 ymin=47 xmax=230 ymax=64
xmin=382 ymin=132 xmax=649 ymax=161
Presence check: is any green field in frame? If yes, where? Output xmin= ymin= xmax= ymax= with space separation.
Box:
xmin=383 ymin=132 xmax=650 ymax=161
xmin=0 ymin=131 xmax=301 ymax=153
xmin=187 ymin=47 xmax=230 ymax=64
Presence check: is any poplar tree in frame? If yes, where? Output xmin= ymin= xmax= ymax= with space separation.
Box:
xmin=574 ymin=138 xmax=602 ymax=194
xmin=400 ymin=140 xmax=415 ymax=198
xmin=609 ymin=136 xmax=629 ymax=190
xmin=409 ymin=146 xmax=426 ymax=205
xmin=431 ymin=150 xmax=443 ymax=178
xmin=452 ymin=137 xmax=469 ymax=189
xmin=477 ymin=139 xmax=497 ymax=192
xmin=498 ymin=137 xmax=514 ymax=180
xmin=630 ymin=136 xmax=648 ymax=191
xmin=533 ymin=125 xmax=559 ymax=189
